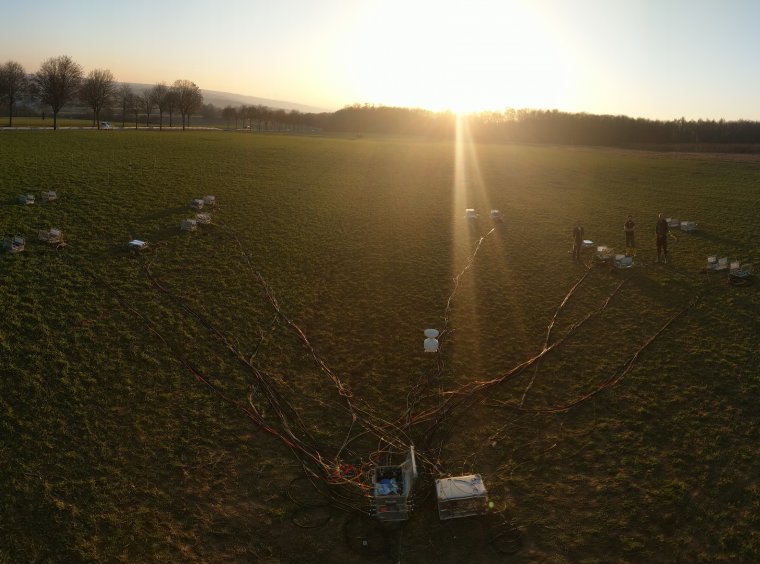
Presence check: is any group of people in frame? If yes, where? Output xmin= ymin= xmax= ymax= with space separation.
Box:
xmin=572 ymin=213 xmax=671 ymax=263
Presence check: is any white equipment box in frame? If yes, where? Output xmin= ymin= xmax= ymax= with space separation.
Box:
xmin=435 ymin=474 xmax=489 ymax=520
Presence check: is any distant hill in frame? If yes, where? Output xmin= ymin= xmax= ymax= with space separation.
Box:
xmin=125 ymin=83 xmax=330 ymax=114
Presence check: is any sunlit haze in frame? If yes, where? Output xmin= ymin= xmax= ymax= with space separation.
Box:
xmin=3 ymin=0 xmax=760 ymax=120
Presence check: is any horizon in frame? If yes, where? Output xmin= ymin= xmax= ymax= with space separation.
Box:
xmin=3 ymin=0 xmax=760 ymax=122
xmin=87 ymin=82 xmax=760 ymax=123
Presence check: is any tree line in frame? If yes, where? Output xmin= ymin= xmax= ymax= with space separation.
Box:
xmin=5 ymin=56 xmax=760 ymax=149
xmin=470 ymin=109 xmax=760 ymax=148
xmin=0 ymin=56 xmax=318 ymax=132
xmin=219 ymin=104 xmax=323 ymax=133
xmin=0 ymin=55 xmax=203 ymax=130
xmin=318 ymin=105 xmax=760 ymax=149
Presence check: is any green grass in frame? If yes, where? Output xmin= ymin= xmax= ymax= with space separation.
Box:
xmin=0 ymin=131 xmax=759 ymax=562
xmin=1 ymin=116 xmax=97 ymax=128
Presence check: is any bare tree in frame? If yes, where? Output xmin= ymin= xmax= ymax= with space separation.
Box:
xmin=273 ymin=108 xmax=287 ymax=131
xmin=166 ymin=88 xmax=179 ymax=127
xmin=288 ymin=110 xmax=302 ymax=132
xmin=80 ymin=68 xmax=117 ymax=128
xmin=32 ymin=55 xmax=83 ymax=130
xmin=0 ymin=61 xmax=29 ymax=127
xmin=150 ymin=82 xmax=168 ymax=130
xmin=173 ymin=79 xmax=203 ymax=130
xmin=117 ymin=83 xmax=133 ymax=127
xmin=246 ymin=105 xmax=258 ymax=130
xmin=256 ymin=105 xmax=271 ymax=131
xmin=127 ymin=92 xmax=141 ymax=129
xmin=222 ymin=105 xmax=237 ymax=129
xmin=201 ymin=103 xmax=218 ymax=120
xmin=141 ymin=91 xmax=154 ymax=127
xmin=187 ymin=87 xmax=203 ymax=128
xmin=239 ymin=105 xmax=249 ymax=129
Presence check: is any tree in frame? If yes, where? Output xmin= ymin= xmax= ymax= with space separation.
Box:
xmin=256 ymin=105 xmax=271 ymax=131
xmin=173 ymin=79 xmax=203 ymax=130
xmin=127 ymin=92 xmax=141 ymax=129
xmin=273 ymin=108 xmax=287 ymax=131
xmin=116 ymin=83 xmax=133 ymax=127
xmin=201 ymin=103 xmax=218 ymax=120
xmin=243 ymin=105 xmax=258 ymax=130
xmin=150 ymin=82 xmax=168 ymax=130
xmin=222 ymin=105 xmax=237 ymax=129
xmin=141 ymin=91 xmax=154 ymax=127
xmin=80 ymin=68 xmax=117 ymax=128
xmin=32 ymin=55 xmax=83 ymax=130
xmin=186 ymin=87 xmax=203 ymax=128
xmin=0 ymin=61 xmax=29 ymax=127
xmin=287 ymin=110 xmax=305 ymax=132
xmin=240 ymin=105 xmax=251 ymax=129
xmin=166 ymin=88 xmax=179 ymax=127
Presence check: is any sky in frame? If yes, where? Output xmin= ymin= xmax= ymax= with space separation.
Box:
xmin=3 ymin=0 xmax=760 ymax=120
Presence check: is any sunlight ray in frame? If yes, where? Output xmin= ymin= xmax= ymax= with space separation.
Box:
xmin=448 ymin=113 xmax=485 ymax=379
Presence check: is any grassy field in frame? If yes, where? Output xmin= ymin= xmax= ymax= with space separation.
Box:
xmin=0 ymin=130 xmax=759 ymax=562
xmin=1 ymin=117 xmax=98 ymax=128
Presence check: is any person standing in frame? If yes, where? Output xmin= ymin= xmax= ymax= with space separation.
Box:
xmin=624 ymin=215 xmax=636 ymax=256
xmin=572 ymin=221 xmax=584 ymax=261
xmin=656 ymin=213 xmax=669 ymax=263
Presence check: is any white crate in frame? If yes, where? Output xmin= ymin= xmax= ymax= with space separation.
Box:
xmin=436 ymin=474 xmax=488 ymax=520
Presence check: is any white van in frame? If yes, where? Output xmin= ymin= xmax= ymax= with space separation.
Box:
xmin=100 ymin=122 xmax=112 ymax=129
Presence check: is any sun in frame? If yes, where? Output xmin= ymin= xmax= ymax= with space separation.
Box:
xmin=340 ymin=0 xmax=573 ymax=113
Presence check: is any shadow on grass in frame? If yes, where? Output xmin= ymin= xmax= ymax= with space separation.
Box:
xmin=687 ymin=230 xmax=743 ymax=248
xmin=623 ymin=266 xmax=698 ymax=306
xmin=141 ymin=205 xmax=190 ymax=222
xmin=1 ymin=199 xmax=30 ymax=207
xmin=153 ymin=224 xmax=188 ymax=242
